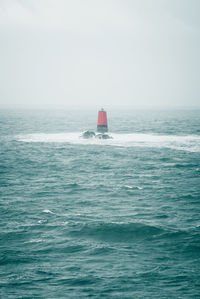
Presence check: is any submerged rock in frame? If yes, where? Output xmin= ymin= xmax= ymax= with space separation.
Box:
xmin=81 ymin=131 xmax=113 ymax=140
xmin=95 ymin=133 xmax=113 ymax=140
xmin=81 ymin=131 xmax=96 ymax=139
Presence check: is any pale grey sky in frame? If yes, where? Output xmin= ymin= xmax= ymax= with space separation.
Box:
xmin=0 ymin=0 xmax=199 ymax=109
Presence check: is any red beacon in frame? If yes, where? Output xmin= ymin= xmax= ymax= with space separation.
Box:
xmin=97 ymin=108 xmax=108 ymax=133
xmin=81 ymin=108 xmax=112 ymax=139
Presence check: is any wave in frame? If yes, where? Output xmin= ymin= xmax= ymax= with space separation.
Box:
xmin=69 ymin=222 xmax=163 ymax=242
xmin=68 ymin=221 xmax=200 ymax=245
xmin=16 ymin=132 xmax=200 ymax=152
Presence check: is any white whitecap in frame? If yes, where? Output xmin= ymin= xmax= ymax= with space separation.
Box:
xmin=124 ymin=185 xmax=133 ymax=189
xmin=136 ymin=186 xmax=143 ymax=190
xmin=124 ymin=185 xmax=143 ymax=190
xmin=43 ymin=209 xmax=54 ymax=214
xmin=17 ymin=132 xmax=200 ymax=153
xmin=27 ymin=239 xmax=43 ymax=243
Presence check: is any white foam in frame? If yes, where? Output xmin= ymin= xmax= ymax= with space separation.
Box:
xmin=124 ymin=185 xmax=133 ymax=189
xmin=43 ymin=209 xmax=54 ymax=214
xmin=136 ymin=186 xmax=143 ymax=190
xmin=27 ymin=239 xmax=43 ymax=243
xmin=17 ymin=132 xmax=200 ymax=152
xmin=124 ymin=185 xmax=143 ymax=190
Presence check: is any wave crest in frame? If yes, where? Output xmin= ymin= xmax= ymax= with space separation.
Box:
xmin=69 ymin=222 xmax=163 ymax=243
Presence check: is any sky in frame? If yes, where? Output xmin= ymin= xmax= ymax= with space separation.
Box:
xmin=0 ymin=0 xmax=199 ymax=109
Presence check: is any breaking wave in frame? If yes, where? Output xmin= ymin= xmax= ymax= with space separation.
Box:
xmin=17 ymin=132 xmax=200 ymax=152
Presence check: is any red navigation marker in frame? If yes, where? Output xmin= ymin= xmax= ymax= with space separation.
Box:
xmin=97 ymin=108 xmax=108 ymax=133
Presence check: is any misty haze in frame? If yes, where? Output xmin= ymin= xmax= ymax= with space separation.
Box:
xmin=0 ymin=0 xmax=200 ymax=109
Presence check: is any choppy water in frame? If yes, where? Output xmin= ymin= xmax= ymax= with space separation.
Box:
xmin=0 ymin=109 xmax=200 ymax=298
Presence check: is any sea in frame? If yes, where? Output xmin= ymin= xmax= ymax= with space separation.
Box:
xmin=0 ymin=108 xmax=200 ymax=298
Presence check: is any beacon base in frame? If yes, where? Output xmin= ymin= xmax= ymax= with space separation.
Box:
xmin=97 ymin=125 xmax=108 ymax=133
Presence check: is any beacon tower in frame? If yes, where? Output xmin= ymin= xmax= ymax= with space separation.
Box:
xmin=97 ymin=108 xmax=108 ymax=133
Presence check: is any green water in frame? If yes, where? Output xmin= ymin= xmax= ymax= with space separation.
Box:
xmin=0 ymin=109 xmax=200 ymax=298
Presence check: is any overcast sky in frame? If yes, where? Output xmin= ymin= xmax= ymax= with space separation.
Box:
xmin=0 ymin=0 xmax=199 ymax=109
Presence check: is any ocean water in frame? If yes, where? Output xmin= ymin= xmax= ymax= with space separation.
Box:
xmin=0 ymin=109 xmax=200 ymax=298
